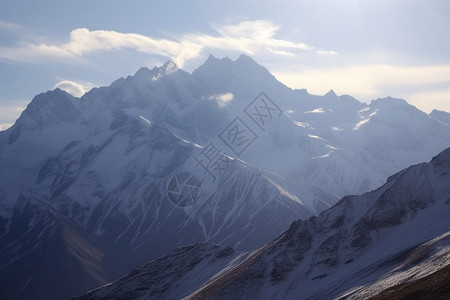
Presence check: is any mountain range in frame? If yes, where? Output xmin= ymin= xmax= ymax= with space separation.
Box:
xmin=0 ymin=54 xmax=449 ymax=299
xmin=78 ymin=147 xmax=450 ymax=299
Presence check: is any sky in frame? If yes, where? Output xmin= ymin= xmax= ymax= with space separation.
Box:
xmin=1 ymin=0 xmax=449 ymax=130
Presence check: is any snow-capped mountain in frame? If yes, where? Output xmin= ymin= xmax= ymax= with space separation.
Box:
xmin=79 ymin=147 xmax=450 ymax=300
xmin=0 ymin=55 xmax=449 ymax=299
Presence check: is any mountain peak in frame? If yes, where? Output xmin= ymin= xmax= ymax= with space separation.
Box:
xmin=369 ymin=97 xmax=425 ymax=116
xmin=371 ymin=96 xmax=407 ymax=105
xmin=325 ymin=89 xmax=337 ymax=97
xmin=134 ymin=60 xmax=179 ymax=82
xmin=236 ymin=53 xmax=257 ymax=64
xmin=7 ymin=87 xmax=81 ymax=141
xmin=162 ymin=60 xmax=179 ymax=74
xmin=429 ymin=109 xmax=450 ymax=125
xmin=191 ymin=54 xmax=278 ymax=98
xmin=201 ymin=55 xmax=232 ymax=68
xmin=197 ymin=54 xmax=260 ymax=72
xmin=133 ymin=66 xmax=152 ymax=79
xmin=204 ymin=54 xmax=220 ymax=64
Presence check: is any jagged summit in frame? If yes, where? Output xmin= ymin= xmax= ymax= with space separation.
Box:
xmin=191 ymin=54 xmax=287 ymax=100
xmin=133 ymin=60 xmax=179 ymax=81
xmin=193 ymin=54 xmax=268 ymax=75
xmin=162 ymin=60 xmax=179 ymax=73
xmin=203 ymin=54 xmax=231 ymax=64
xmin=201 ymin=54 xmax=256 ymax=66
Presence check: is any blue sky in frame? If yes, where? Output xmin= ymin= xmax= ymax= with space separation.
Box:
xmin=1 ymin=0 xmax=449 ymax=129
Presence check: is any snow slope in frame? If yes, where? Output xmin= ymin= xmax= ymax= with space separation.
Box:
xmin=77 ymin=147 xmax=450 ymax=300
xmin=184 ymin=147 xmax=450 ymax=299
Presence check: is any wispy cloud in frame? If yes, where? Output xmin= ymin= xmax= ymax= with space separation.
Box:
xmin=0 ymin=20 xmax=334 ymax=67
xmin=0 ymin=20 xmax=24 ymax=31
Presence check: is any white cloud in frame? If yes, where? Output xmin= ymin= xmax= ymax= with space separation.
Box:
xmin=53 ymin=80 xmax=90 ymax=97
xmin=0 ymin=20 xmax=331 ymax=67
xmin=208 ymin=93 xmax=234 ymax=107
